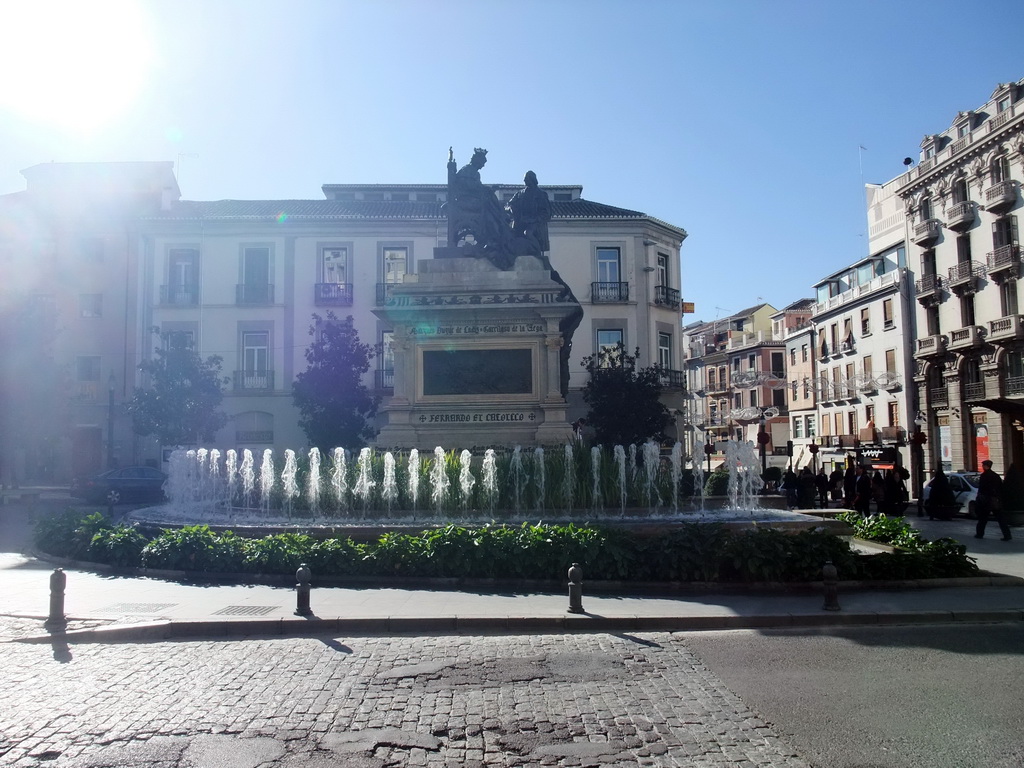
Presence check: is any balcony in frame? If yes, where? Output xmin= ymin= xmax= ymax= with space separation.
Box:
xmin=1008 ymin=376 xmax=1024 ymax=396
xmin=653 ymin=285 xmax=680 ymax=309
xmin=75 ymin=381 xmax=99 ymax=400
xmin=948 ymin=325 xmax=986 ymax=351
xmin=659 ymin=369 xmax=685 ymax=389
xmin=913 ymin=218 xmax=942 ymax=246
xmin=989 ymin=314 xmax=1024 ymax=343
xmin=838 ymin=434 xmax=858 ymax=449
xmin=986 ymin=244 xmax=1021 ymax=281
xmin=915 ymin=334 xmax=948 ymax=358
xmin=234 ymin=370 xmax=274 ymax=392
xmin=859 ymin=427 xmax=878 ymax=444
xmin=963 ymin=381 xmax=986 ymax=401
xmin=375 ymin=368 xmax=394 ymax=391
xmin=946 ymin=201 xmax=976 ymax=232
xmin=915 ymin=273 xmax=943 ymax=304
xmin=235 ymin=430 xmax=274 ymax=443
xmin=929 ymin=386 xmax=949 ymax=407
xmin=160 ymin=284 xmax=199 ymax=306
xmin=315 ymin=282 xmax=354 ymax=306
xmin=236 ymin=283 xmax=274 ymax=305
xmin=985 ymin=180 xmax=1017 ymax=212
xmin=947 ymin=260 xmax=986 ymax=293
xmin=591 ymin=281 xmax=630 ymax=303
xmin=880 ymin=426 xmax=906 ymax=444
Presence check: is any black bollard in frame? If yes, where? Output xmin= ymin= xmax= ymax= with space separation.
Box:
xmin=822 ymin=560 xmax=840 ymax=611
xmin=567 ymin=562 xmax=584 ymax=614
xmin=45 ymin=568 xmax=67 ymax=629
xmin=294 ymin=563 xmax=312 ymax=616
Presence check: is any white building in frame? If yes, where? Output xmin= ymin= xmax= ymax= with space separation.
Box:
xmin=0 ymin=165 xmax=687 ymax=478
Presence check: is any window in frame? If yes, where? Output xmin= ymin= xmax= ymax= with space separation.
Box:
xmin=960 ymin=293 xmax=976 ymax=327
xmin=417 ymin=192 xmax=437 ymax=202
xmin=845 ymin=364 xmax=854 ymax=392
xmin=834 ymin=412 xmax=843 ymax=436
xmin=860 ymin=307 xmax=870 ymax=336
xmin=657 ymin=253 xmax=669 ymax=289
xmin=235 ymin=411 xmax=274 ymax=444
xmin=382 ymin=247 xmax=408 ymax=284
xmin=992 ymin=155 xmax=1011 ymax=183
xmin=993 ymin=216 xmax=1019 ymax=250
xmin=956 ymin=233 xmax=972 ymax=264
xmin=856 ymin=261 xmax=875 ymax=285
xmin=806 ymin=415 xmax=816 ymax=438
xmin=76 ymin=356 xmax=100 ymax=381
xmin=921 ymin=197 xmax=932 ymax=220
xmin=887 ymin=401 xmax=899 ymax=427
xmin=883 ymin=298 xmax=894 ymax=329
xmin=848 ymin=410 xmax=858 ymax=435
xmin=957 ymin=123 xmax=970 ymax=139
xmin=791 ymin=381 xmax=798 ymax=400
xmin=862 ymin=354 xmax=873 ymax=379
xmin=707 ymin=367 xmax=716 ymax=389
xmin=596 ymin=247 xmax=621 ymax=283
xmin=747 ymin=353 xmax=756 ymax=370
xmin=801 ymin=344 xmax=808 ymax=362
xmin=842 ymin=318 xmax=853 ymax=346
xmin=921 ymin=249 xmax=936 ymax=276
xmin=821 ymin=413 xmax=831 ymax=437
xmin=597 ymin=329 xmax=623 ymax=365
xmin=378 ymin=331 xmax=395 ymax=389
xmin=164 ymin=330 xmax=194 ymax=350
xmin=793 ymin=417 xmax=804 ymax=439
xmin=80 ymin=237 xmax=103 ymax=262
xmin=790 ymin=348 xmax=796 ymax=366
xmin=749 ymin=390 xmax=757 ymax=408
xmin=926 ymin=305 xmax=940 ymax=336
xmin=884 ymin=349 xmax=896 ymax=373
xmin=998 ymin=96 xmax=1012 ymax=113
xmin=166 ymin=248 xmax=198 ymax=305
xmin=240 ymin=246 xmax=271 ymax=304
xmin=951 ymin=176 xmax=968 ymax=204
xmin=1001 ymin=281 xmax=1019 ymax=317
xmin=830 ymin=323 xmax=838 ymax=351
xmin=865 ymin=404 xmax=875 ymax=425
xmin=390 ymin=193 xmax=409 ymax=201
xmin=240 ymin=331 xmax=271 ymax=390
xmin=322 ymin=247 xmax=348 ymax=283
xmin=657 ymin=333 xmax=671 ymax=368
xmin=79 ymin=293 xmax=102 ymax=317
xmin=553 ymin=192 xmax=572 ymax=202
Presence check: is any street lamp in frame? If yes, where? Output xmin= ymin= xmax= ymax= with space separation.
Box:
xmin=107 ymin=372 xmax=116 ymax=470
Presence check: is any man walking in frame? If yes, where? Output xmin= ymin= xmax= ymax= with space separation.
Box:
xmin=975 ymin=460 xmax=1012 ymax=541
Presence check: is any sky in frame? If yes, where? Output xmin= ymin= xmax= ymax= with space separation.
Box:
xmin=2 ymin=0 xmax=1023 ymax=322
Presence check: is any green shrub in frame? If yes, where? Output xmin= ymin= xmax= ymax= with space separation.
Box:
xmin=89 ymin=525 xmax=147 ymax=567
xmin=34 ymin=509 xmax=112 ymax=560
xmin=704 ymin=468 xmax=730 ymax=496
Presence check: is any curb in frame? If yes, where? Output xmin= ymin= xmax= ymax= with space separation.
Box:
xmin=14 ymin=608 xmax=1024 ymax=644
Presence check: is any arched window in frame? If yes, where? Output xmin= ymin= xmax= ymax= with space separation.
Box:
xmin=235 ymin=411 xmax=274 ymax=444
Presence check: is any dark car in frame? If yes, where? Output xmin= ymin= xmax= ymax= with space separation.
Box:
xmin=71 ymin=466 xmax=168 ymax=505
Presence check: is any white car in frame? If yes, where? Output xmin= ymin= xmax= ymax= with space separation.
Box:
xmin=921 ymin=472 xmax=980 ymax=517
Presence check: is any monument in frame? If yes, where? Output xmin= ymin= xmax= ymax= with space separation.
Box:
xmin=373 ymin=149 xmax=583 ymax=448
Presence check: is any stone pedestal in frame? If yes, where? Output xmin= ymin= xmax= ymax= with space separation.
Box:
xmin=373 ymin=253 xmax=581 ymax=449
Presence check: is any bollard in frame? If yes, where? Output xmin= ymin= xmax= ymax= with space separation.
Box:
xmin=45 ymin=568 xmax=67 ymax=629
xmin=822 ymin=560 xmax=840 ymax=611
xmin=294 ymin=563 xmax=312 ymax=616
xmin=567 ymin=562 xmax=584 ymax=614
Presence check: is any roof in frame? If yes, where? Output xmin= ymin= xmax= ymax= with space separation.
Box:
xmin=143 ymin=197 xmax=676 ymax=226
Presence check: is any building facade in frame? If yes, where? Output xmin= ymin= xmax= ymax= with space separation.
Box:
xmin=0 ymin=166 xmax=687 ymax=480
xmin=896 ymin=79 xmax=1024 ymax=476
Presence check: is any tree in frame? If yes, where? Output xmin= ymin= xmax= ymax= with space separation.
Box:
xmin=580 ymin=344 xmax=674 ymax=447
xmin=292 ymin=312 xmax=379 ymax=451
xmin=126 ymin=331 xmax=228 ymax=446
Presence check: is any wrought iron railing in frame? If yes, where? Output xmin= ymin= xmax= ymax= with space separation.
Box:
xmin=654 ymin=285 xmax=680 ymax=308
xmin=233 ymin=370 xmax=274 ymax=391
xmin=591 ymin=282 xmax=630 ymax=303
xmin=315 ymin=282 xmax=354 ymax=306
xmin=160 ymin=284 xmax=199 ymax=305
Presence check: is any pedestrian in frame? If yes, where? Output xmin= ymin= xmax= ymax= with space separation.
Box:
xmin=843 ymin=465 xmax=857 ymax=508
xmin=815 ymin=468 xmax=830 ymax=509
xmin=882 ymin=470 xmax=900 ymax=516
xmin=975 ymin=460 xmax=1012 ymax=541
xmin=829 ymin=466 xmax=844 ymax=502
xmin=854 ymin=465 xmax=872 ymax=515
xmin=798 ymin=467 xmax=816 ymax=509
xmin=782 ymin=469 xmax=798 ymax=509
xmin=924 ymin=468 xmax=956 ymax=520
xmin=871 ymin=470 xmax=885 ymax=508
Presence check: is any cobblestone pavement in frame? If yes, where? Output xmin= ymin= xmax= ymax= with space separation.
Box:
xmin=1 ymin=627 xmax=810 ymax=768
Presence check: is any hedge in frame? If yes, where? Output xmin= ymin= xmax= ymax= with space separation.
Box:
xmin=34 ymin=509 xmax=979 ymax=583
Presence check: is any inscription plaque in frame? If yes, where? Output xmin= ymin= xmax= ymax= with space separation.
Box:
xmin=422 ymin=349 xmax=532 ymax=395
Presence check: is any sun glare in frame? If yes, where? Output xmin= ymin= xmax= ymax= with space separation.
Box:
xmin=0 ymin=0 xmax=153 ymax=134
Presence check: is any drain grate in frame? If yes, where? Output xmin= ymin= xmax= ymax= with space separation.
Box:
xmin=212 ymin=605 xmax=278 ymax=616
xmin=97 ymin=603 xmax=177 ymax=614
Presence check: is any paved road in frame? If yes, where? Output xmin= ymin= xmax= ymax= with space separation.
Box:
xmin=2 ymin=629 xmax=812 ymax=768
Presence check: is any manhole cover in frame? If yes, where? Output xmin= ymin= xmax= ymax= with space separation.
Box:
xmin=97 ymin=603 xmax=176 ymax=614
xmin=212 ymin=605 xmax=278 ymax=616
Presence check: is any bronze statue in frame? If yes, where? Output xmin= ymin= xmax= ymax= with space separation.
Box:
xmin=448 ymin=148 xmax=512 ymax=259
xmin=507 ymin=170 xmax=551 ymax=253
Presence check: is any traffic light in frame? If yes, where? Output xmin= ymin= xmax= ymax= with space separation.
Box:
xmin=786 ymin=440 xmax=794 ymax=457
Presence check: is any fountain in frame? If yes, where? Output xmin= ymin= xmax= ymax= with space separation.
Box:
xmin=124 ymin=441 xmax=851 ymax=539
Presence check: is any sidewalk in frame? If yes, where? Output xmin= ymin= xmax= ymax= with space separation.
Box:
xmin=2 ymin=491 xmax=1022 ymax=643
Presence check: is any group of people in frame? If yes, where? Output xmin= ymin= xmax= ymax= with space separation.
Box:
xmin=780 ymin=464 xmax=909 ymax=515
xmin=925 ymin=461 xmax=1012 ymax=540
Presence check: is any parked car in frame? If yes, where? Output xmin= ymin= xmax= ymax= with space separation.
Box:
xmin=921 ymin=471 xmax=979 ymax=517
xmin=71 ymin=466 xmax=168 ymax=505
